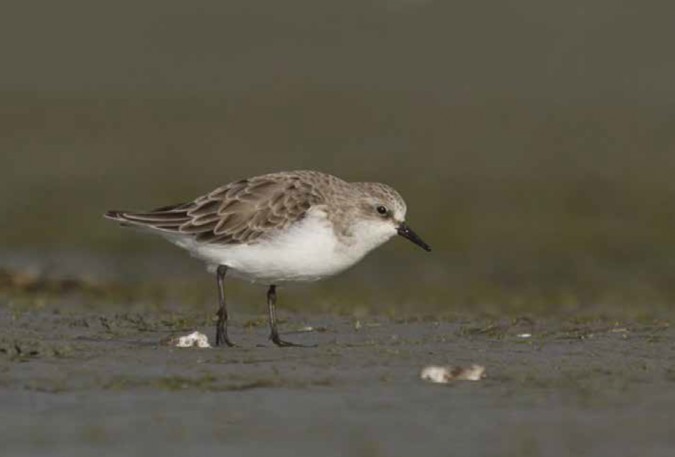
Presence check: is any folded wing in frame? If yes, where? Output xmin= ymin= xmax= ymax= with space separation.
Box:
xmin=104 ymin=174 xmax=324 ymax=245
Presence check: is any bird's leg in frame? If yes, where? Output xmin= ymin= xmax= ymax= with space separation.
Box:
xmin=267 ymin=285 xmax=308 ymax=347
xmin=215 ymin=265 xmax=235 ymax=347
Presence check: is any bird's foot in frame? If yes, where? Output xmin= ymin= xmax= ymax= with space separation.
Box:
xmin=215 ymin=330 xmax=236 ymax=347
xmin=270 ymin=332 xmax=315 ymax=348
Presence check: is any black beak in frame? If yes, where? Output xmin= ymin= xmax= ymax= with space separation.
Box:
xmin=397 ymin=222 xmax=431 ymax=252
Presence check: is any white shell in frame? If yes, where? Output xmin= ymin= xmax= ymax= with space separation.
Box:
xmin=420 ymin=364 xmax=486 ymax=383
xmin=174 ymin=331 xmax=211 ymax=348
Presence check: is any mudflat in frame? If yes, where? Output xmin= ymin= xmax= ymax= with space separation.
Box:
xmin=2 ymin=302 xmax=674 ymax=457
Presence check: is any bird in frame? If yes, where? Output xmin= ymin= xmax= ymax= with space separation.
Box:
xmin=104 ymin=170 xmax=430 ymax=347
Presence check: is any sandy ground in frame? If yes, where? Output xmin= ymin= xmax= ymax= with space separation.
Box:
xmin=2 ymin=304 xmax=675 ymax=457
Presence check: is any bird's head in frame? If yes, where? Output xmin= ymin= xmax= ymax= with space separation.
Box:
xmin=350 ymin=182 xmax=431 ymax=253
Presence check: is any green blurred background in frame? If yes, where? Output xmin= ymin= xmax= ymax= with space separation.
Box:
xmin=2 ymin=1 xmax=675 ymax=314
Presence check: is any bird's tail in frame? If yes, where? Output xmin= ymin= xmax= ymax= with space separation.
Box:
xmin=104 ymin=210 xmax=125 ymax=221
xmin=103 ymin=205 xmax=191 ymax=233
xmin=103 ymin=210 xmax=138 ymax=228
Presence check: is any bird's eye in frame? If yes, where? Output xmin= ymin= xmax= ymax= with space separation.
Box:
xmin=376 ymin=205 xmax=388 ymax=216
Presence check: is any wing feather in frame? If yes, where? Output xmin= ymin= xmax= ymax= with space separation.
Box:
xmin=105 ymin=173 xmax=325 ymax=245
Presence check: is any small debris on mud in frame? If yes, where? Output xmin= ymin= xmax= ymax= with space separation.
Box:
xmin=169 ymin=331 xmax=211 ymax=348
xmin=420 ymin=364 xmax=486 ymax=383
xmin=294 ymin=325 xmax=327 ymax=333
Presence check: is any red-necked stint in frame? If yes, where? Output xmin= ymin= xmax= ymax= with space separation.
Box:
xmin=105 ymin=170 xmax=431 ymax=347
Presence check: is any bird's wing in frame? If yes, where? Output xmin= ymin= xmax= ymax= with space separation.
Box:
xmin=105 ymin=174 xmax=325 ymax=245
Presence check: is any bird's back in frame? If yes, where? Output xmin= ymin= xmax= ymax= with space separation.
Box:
xmin=104 ymin=170 xmax=349 ymax=245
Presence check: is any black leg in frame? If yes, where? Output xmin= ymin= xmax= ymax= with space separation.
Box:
xmin=267 ymin=285 xmax=309 ymax=347
xmin=215 ymin=265 xmax=235 ymax=347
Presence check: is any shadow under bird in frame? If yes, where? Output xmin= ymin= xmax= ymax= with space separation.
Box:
xmin=104 ymin=170 xmax=431 ymax=347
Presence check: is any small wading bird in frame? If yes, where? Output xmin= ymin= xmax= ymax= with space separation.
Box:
xmin=105 ymin=170 xmax=430 ymax=347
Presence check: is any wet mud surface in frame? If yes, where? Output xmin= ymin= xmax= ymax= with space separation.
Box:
xmin=2 ymin=305 xmax=675 ymax=457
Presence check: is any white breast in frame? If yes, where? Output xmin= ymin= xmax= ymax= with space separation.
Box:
xmin=166 ymin=208 xmax=389 ymax=284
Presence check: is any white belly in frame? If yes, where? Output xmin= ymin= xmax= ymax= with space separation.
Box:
xmin=167 ymin=210 xmax=370 ymax=284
